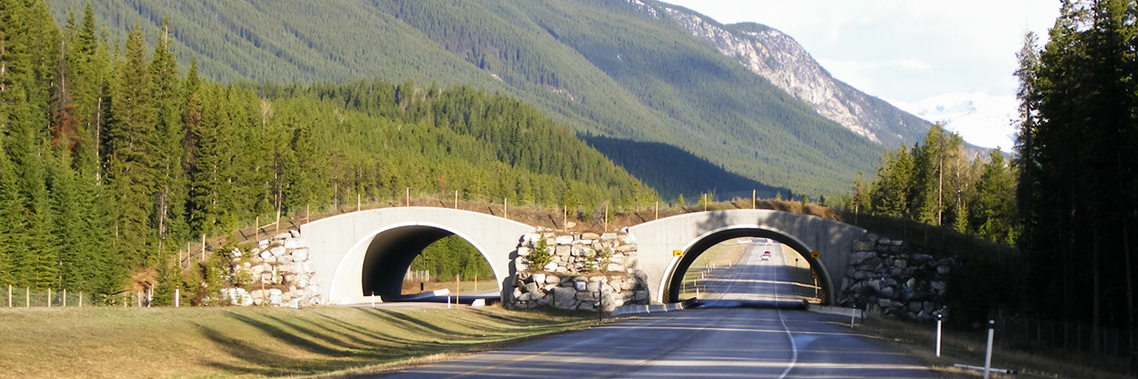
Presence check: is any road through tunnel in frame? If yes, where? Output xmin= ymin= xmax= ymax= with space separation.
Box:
xmin=665 ymin=227 xmax=832 ymax=306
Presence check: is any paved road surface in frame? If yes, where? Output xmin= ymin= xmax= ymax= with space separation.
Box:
xmin=378 ymin=241 xmax=935 ymax=378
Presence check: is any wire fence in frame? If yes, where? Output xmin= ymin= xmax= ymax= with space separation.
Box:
xmin=404 ymin=269 xmax=430 ymax=282
xmin=0 ymin=285 xmax=156 ymax=308
xmin=999 ymin=316 xmax=1135 ymax=360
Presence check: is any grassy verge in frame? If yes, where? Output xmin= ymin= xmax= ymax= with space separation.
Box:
xmin=854 ymin=316 xmax=1132 ymax=378
xmin=400 ymin=279 xmax=500 ymax=295
xmin=779 ymin=245 xmax=822 ymax=302
xmin=0 ymin=305 xmax=596 ymax=379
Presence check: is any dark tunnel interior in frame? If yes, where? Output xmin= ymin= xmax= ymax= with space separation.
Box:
xmin=360 ymin=226 xmax=454 ymax=300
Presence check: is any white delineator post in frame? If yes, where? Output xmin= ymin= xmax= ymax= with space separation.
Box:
xmin=175 ymin=288 xmax=179 ymax=308
xmin=983 ymin=319 xmax=995 ymax=379
xmin=935 ymin=313 xmax=943 ymax=357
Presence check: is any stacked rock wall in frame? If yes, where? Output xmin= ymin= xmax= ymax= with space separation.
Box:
xmin=838 ymin=234 xmax=954 ymax=320
xmin=505 ymin=229 xmax=649 ymax=311
xmin=220 ymin=231 xmax=323 ymax=307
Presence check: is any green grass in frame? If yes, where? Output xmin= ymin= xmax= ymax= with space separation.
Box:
xmin=0 ymin=306 xmax=595 ymax=378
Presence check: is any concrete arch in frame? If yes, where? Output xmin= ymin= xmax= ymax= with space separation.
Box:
xmin=300 ymin=207 xmax=534 ymax=305
xmin=629 ymin=210 xmax=866 ymax=304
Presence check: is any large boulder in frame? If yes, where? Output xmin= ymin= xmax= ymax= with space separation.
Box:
xmin=553 ymin=287 xmax=577 ymax=309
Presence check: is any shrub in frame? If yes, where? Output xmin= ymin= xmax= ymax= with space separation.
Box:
xmin=528 ymin=233 xmax=551 ymax=271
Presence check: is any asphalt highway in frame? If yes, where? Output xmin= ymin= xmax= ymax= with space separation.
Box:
xmin=378 ymin=241 xmax=936 ymax=378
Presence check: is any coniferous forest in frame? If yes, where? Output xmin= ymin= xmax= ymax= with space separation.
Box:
xmin=43 ymin=0 xmax=899 ymax=196
xmin=0 ymin=1 xmax=654 ymax=302
xmin=847 ymin=124 xmax=1018 ymax=246
xmin=844 ymin=0 xmax=1138 ymax=351
xmin=1015 ymin=0 xmax=1138 ymax=346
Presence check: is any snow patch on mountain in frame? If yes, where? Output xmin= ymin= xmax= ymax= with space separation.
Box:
xmin=893 ymin=93 xmax=1019 ymax=151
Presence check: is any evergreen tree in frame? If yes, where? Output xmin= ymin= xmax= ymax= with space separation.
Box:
xmin=0 ymin=143 xmax=24 ymax=286
xmin=974 ymin=150 xmax=1016 ymax=244
xmin=1016 ymin=0 xmax=1138 ymax=340
xmin=188 ymin=84 xmax=239 ymax=235
xmin=149 ymin=17 xmax=187 ymax=252
xmin=870 ymin=147 xmax=915 ymax=217
xmin=104 ymin=24 xmax=156 ymax=269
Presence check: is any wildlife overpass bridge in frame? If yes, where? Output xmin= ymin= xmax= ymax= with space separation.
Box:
xmin=300 ymin=207 xmax=867 ymax=305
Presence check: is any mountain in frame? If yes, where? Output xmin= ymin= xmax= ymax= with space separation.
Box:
xmin=581 ymin=135 xmax=787 ymax=202
xmin=655 ymin=6 xmax=931 ymax=147
xmin=893 ymin=93 xmax=1018 ymax=150
xmin=45 ymin=0 xmax=931 ymax=195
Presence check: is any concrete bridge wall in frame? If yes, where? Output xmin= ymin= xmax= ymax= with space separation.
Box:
xmin=299 ymin=207 xmax=533 ymax=305
xmin=629 ymin=210 xmax=867 ymax=304
xmin=300 ymin=208 xmax=865 ymax=306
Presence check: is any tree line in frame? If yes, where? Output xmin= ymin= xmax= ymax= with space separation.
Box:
xmin=845 ymin=0 xmax=1138 ymax=352
xmin=0 ymin=1 xmax=654 ymax=302
xmin=843 ymin=124 xmax=1017 ymax=245
xmin=1015 ymin=0 xmax=1137 ymax=350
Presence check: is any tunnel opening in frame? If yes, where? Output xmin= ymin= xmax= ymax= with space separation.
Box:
xmin=403 ymin=235 xmax=497 ymax=297
xmin=665 ymin=228 xmax=831 ymax=307
xmin=360 ymin=226 xmax=497 ymax=301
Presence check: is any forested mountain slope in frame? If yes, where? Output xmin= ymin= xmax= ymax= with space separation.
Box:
xmin=664 ymin=12 xmax=931 ymax=148
xmin=44 ymin=0 xmax=928 ymax=195
xmin=0 ymin=0 xmax=651 ymax=295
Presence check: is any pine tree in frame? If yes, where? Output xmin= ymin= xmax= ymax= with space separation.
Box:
xmin=105 ymin=24 xmax=156 ymax=269
xmin=0 ymin=143 xmax=24 ymax=286
xmin=149 ymin=17 xmax=187 ymax=253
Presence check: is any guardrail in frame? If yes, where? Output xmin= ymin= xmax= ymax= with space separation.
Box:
xmin=805 ymin=303 xmax=864 ymax=318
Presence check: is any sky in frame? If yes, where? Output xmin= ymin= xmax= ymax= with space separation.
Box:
xmin=661 ymin=0 xmax=1062 ymax=149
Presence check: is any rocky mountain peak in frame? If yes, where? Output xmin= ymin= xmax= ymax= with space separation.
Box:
xmin=626 ymin=0 xmax=930 ymax=148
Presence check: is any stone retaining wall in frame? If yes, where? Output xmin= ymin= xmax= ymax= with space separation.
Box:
xmin=504 ymin=229 xmax=649 ymax=311
xmin=219 ymin=231 xmax=323 ymax=307
xmin=838 ymin=234 xmax=953 ymax=321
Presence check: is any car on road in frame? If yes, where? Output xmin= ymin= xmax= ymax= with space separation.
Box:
xmin=761 ymin=251 xmax=770 ymax=261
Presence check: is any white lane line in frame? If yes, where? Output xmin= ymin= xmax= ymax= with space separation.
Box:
xmin=715 ymin=246 xmax=753 ymax=300
xmin=774 ymin=245 xmax=799 ymax=379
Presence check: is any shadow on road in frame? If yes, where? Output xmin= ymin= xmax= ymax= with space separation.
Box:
xmin=689 ymin=299 xmax=808 ymax=310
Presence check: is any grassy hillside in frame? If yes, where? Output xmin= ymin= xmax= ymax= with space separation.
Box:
xmin=46 ymin=0 xmax=888 ymax=195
